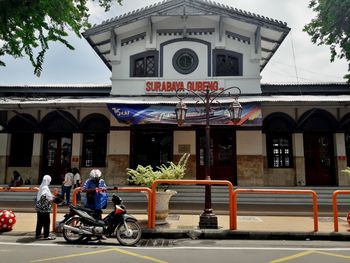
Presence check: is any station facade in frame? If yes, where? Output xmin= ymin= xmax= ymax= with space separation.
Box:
xmin=1 ymin=0 xmax=350 ymax=187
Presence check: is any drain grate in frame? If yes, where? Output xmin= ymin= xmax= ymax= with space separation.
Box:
xmin=138 ymin=239 xmax=174 ymax=247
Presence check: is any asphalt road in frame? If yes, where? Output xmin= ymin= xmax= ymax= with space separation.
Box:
xmin=1 ymin=235 xmax=350 ymax=263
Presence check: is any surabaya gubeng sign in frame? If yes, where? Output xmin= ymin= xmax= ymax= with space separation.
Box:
xmin=145 ymin=80 xmax=225 ymax=94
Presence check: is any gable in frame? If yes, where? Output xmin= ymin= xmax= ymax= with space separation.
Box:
xmin=83 ymin=0 xmax=290 ymax=72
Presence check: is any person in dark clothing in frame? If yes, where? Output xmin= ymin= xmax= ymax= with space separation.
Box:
xmin=72 ymin=167 xmax=81 ymax=202
xmin=35 ymin=175 xmax=55 ymax=240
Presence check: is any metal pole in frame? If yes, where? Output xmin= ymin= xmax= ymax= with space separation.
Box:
xmin=175 ymin=86 xmax=241 ymax=229
xmin=199 ymin=89 xmax=218 ymax=229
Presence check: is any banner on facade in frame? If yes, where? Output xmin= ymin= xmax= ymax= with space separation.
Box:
xmin=107 ymin=103 xmax=262 ymax=126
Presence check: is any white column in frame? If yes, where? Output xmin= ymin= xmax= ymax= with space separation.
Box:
xmin=293 ymin=133 xmax=306 ymax=186
xmin=236 ymin=131 xmax=263 ymax=155
xmin=71 ymin=133 xmax=82 ymax=168
xmin=0 ymin=133 xmax=9 ymax=156
xmin=32 ymin=133 xmax=42 ymax=156
xmin=236 ymin=131 xmax=264 ymax=186
xmin=173 ymin=131 xmax=196 ymax=155
xmin=335 ymin=133 xmax=348 ymax=185
xmin=109 ymin=131 xmax=130 ymax=155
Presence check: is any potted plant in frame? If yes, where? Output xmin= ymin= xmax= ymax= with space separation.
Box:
xmin=340 ymin=167 xmax=350 ymax=186
xmin=127 ymin=153 xmax=190 ymax=224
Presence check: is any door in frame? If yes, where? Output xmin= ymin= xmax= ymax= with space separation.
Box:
xmin=42 ymin=134 xmax=72 ymax=184
xmin=304 ymin=133 xmax=335 ymax=186
xmin=132 ymin=130 xmax=173 ymax=168
xmin=197 ymin=129 xmax=236 ymax=184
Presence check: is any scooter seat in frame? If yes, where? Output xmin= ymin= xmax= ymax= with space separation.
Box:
xmin=75 ymin=206 xmax=95 ymax=213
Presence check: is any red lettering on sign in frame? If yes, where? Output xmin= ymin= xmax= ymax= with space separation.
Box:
xmin=145 ymin=81 xmax=222 ymax=93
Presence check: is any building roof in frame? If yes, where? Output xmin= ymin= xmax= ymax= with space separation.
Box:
xmin=1 ymin=83 xmax=349 ymax=108
xmin=261 ymin=83 xmax=350 ymax=95
xmin=83 ymin=0 xmax=290 ymax=71
xmin=0 ymin=84 xmax=111 ymax=96
xmin=1 ymin=94 xmax=350 ymax=109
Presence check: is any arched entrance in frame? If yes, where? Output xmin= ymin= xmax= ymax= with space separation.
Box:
xmin=7 ymin=114 xmax=38 ymax=168
xmin=80 ymin=114 xmax=109 ymax=167
xmin=196 ymin=128 xmax=237 ymax=184
xmin=298 ymin=109 xmax=337 ymax=186
xmin=40 ymin=110 xmax=78 ymax=184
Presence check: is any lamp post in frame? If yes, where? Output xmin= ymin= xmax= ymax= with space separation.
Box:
xmin=175 ymin=86 xmax=242 ymax=229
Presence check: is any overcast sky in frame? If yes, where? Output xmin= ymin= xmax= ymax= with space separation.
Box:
xmin=0 ymin=0 xmax=348 ymax=85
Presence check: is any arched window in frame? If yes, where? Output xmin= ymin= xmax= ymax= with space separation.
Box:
xmin=130 ymin=51 xmax=159 ymax=77
xmin=213 ymin=49 xmax=243 ymax=76
xmin=263 ymin=113 xmax=295 ymax=168
xmin=8 ymin=114 xmax=38 ymax=167
xmin=80 ymin=114 xmax=110 ymax=167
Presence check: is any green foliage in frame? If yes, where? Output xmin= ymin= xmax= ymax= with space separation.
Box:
xmin=303 ymin=0 xmax=350 ymax=82
xmin=0 ymin=0 xmax=122 ymax=76
xmin=127 ymin=153 xmax=190 ymax=190
xmin=341 ymin=167 xmax=350 ymax=176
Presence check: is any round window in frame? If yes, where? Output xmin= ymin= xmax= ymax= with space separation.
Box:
xmin=172 ymin=48 xmax=199 ymax=74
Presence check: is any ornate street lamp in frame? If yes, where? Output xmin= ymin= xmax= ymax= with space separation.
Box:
xmin=175 ymin=100 xmax=188 ymax=126
xmin=175 ymin=86 xmax=242 ymax=229
xmin=228 ymin=96 xmax=243 ymax=123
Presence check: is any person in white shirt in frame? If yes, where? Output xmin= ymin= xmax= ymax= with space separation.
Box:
xmin=61 ymin=167 xmax=74 ymax=205
xmin=72 ymin=167 xmax=81 ymax=202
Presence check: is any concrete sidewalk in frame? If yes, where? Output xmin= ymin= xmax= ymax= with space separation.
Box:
xmin=2 ymin=203 xmax=350 ymax=241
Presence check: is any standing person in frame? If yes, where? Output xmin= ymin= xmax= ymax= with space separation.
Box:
xmin=61 ymin=168 xmax=74 ymax=205
xmin=35 ymin=175 xmax=55 ymax=240
xmin=81 ymin=169 xmax=107 ymax=220
xmin=72 ymin=168 xmax=81 ymax=202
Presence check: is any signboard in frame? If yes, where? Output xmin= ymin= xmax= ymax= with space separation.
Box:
xmin=145 ymin=80 xmax=225 ymax=94
xmin=107 ymin=103 xmax=262 ymax=126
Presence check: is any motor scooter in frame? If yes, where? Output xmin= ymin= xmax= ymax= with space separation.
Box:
xmin=61 ymin=193 xmax=142 ymax=246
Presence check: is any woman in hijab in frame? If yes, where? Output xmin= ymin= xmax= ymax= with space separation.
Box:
xmin=35 ymin=175 xmax=55 ymax=240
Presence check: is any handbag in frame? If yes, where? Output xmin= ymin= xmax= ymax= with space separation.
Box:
xmin=35 ymin=195 xmax=52 ymax=213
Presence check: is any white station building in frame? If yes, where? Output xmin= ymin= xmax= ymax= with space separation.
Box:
xmin=1 ymin=0 xmax=350 ymax=188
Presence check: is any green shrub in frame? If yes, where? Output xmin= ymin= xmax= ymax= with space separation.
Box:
xmin=342 ymin=167 xmax=350 ymax=176
xmin=127 ymin=153 xmax=190 ymax=190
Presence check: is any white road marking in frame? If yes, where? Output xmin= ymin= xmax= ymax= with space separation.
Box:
xmin=0 ymin=242 xmax=350 ymax=251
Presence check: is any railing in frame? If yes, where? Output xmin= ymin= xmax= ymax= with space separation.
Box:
xmin=0 ymin=186 xmax=59 ymax=232
xmin=232 ymin=189 xmax=319 ymax=232
xmin=332 ymin=190 xmax=350 ymax=232
xmin=71 ymin=186 xmax=153 ymax=228
xmin=151 ymin=179 xmax=234 ymax=229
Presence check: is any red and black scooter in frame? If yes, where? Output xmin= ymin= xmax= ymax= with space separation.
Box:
xmin=61 ymin=193 xmax=142 ymax=246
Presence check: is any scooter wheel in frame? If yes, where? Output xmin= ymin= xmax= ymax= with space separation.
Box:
xmin=62 ymin=217 xmax=86 ymax=243
xmin=115 ymin=221 xmax=142 ymax=246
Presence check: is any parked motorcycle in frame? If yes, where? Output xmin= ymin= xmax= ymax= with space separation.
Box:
xmin=61 ymin=193 xmax=142 ymax=246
